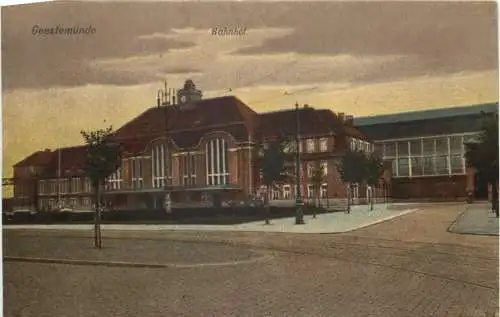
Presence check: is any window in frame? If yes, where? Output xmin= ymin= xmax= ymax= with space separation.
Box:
xmin=306 ymin=139 xmax=316 ymax=153
xmin=152 ymin=143 xmax=170 ymax=188
xmin=422 ymin=138 xmax=435 ymax=155
xmin=435 ymin=155 xmax=449 ymax=175
xmin=397 ymin=158 xmax=409 ymax=177
xmin=83 ymin=197 xmax=91 ymax=207
xmin=84 ymin=178 xmax=92 ymax=193
xmin=283 ymin=185 xmax=291 ymax=199
xmin=319 ymin=138 xmax=328 ymax=152
xmin=298 ymin=141 xmax=303 ymax=153
xmin=307 ymin=163 xmax=314 ymax=177
xmin=384 ymin=142 xmax=396 ymax=157
xmin=350 ymin=139 xmax=356 ymax=151
xmin=450 ymin=154 xmax=464 ymax=173
xmin=351 ymin=183 xmax=359 ymax=199
xmin=449 ymin=135 xmax=463 ymax=154
xmin=320 ymin=160 xmax=328 ymax=176
xmin=71 ymin=177 xmax=80 ymax=193
xmin=206 ymin=138 xmax=229 ymax=186
xmin=397 ymin=141 xmax=409 ymax=157
xmin=411 ymin=157 xmax=423 ymax=176
xmin=374 ymin=143 xmax=384 ymax=155
xmin=107 ymin=168 xmax=123 ymax=190
xmin=70 ymin=198 xmax=77 ymax=208
xmin=182 ymin=154 xmax=197 ymax=186
xmin=382 ymin=135 xmax=470 ymax=178
xmin=59 ymin=179 xmax=69 ymax=194
xmin=423 ymin=156 xmax=435 ymax=175
xmin=50 ymin=180 xmax=57 ymax=194
xmin=391 ymin=160 xmax=398 ymax=177
xmin=435 ymin=137 xmax=448 ymax=155
xmin=38 ymin=180 xmax=46 ymax=195
xmin=131 ymin=158 xmax=144 ymax=189
xmin=307 ymin=184 xmax=314 ymax=199
xmin=272 ymin=187 xmax=280 ymax=200
xmin=409 ymin=140 xmax=422 ymax=157
xmin=320 ymin=183 xmax=328 ymax=198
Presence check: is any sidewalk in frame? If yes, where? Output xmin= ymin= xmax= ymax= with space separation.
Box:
xmin=448 ymin=205 xmax=499 ymax=236
xmin=4 ymin=204 xmax=419 ymax=234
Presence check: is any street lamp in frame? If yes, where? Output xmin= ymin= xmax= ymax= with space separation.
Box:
xmin=157 ymin=86 xmax=172 ymax=213
xmin=295 ymin=102 xmax=305 ymax=225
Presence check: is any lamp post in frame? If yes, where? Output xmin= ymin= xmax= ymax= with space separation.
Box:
xmin=157 ymin=86 xmax=173 ymax=213
xmin=295 ymin=102 xmax=305 ymax=225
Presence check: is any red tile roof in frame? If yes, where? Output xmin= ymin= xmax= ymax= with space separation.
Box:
xmin=114 ymin=96 xmax=256 ymax=138
xmin=257 ymin=107 xmax=332 ymax=139
xmin=14 ymin=96 xmax=369 ymax=175
xmin=256 ymin=106 xmax=367 ymax=140
xmin=41 ymin=145 xmax=88 ymax=176
xmin=114 ymin=96 xmax=257 ymax=154
xmin=14 ymin=150 xmax=54 ymax=167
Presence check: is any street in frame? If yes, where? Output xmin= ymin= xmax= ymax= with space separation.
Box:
xmin=3 ymin=203 xmax=499 ymax=317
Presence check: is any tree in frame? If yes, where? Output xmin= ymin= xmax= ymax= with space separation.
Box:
xmin=256 ymin=138 xmax=291 ymax=224
xmin=338 ymin=149 xmax=367 ymax=213
xmin=310 ymin=164 xmax=325 ymax=218
xmin=81 ymin=126 xmax=122 ymax=248
xmin=365 ymin=153 xmax=385 ymax=211
xmin=464 ymin=111 xmax=499 ymax=217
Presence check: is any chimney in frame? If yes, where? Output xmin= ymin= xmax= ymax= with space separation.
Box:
xmin=338 ymin=112 xmax=345 ymax=122
xmin=345 ymin=114 xmax=354 ymax=126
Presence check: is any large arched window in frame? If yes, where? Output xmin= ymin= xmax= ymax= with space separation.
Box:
xmin=152 ymin=143 xmax=171 ymax=188
xmin=206 ymin=137 xmax=229 ymax=186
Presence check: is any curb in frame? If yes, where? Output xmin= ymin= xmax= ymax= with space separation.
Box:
xmin=3 ymin=209 xmax=420 ymax=234
xmin=3 ymin=254 xmax=273 ymax=269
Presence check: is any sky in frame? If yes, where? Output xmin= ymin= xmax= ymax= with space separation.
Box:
xmin=2 ymin=1 xmax=499 ymax=179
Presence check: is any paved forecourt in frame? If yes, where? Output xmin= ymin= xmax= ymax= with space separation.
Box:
xmin=3 ymin=203 xmax=498 ymax=317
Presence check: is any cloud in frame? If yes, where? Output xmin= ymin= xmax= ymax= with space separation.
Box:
xmin=4 ymin=2 xmax=495 ymax=91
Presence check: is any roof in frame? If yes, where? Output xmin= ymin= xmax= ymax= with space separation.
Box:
xmin=257 ymin=107 xmax=367 ymax=140
xmin=356 ymin=110 xmax=495 ymax=141
xmin=41 ymin=145 xmax=88 ymax=176
xmin=14 ymin=149 xmax=54 ymax=167
xmin=14 ymin=96 xmax=371 ymax=174
xmin=354 ymin=102 xmax=498 ymax=126
xmin=115 ymin=96 xmax=256 ymax=138
xmin=114 ymin=95 xmax=257 ymax=152
xmin=14 ymin=145 xmax=88 ymax=176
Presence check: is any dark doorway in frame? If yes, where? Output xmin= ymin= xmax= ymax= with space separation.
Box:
xmin=474 ymin=172 xmax=489 ymax=200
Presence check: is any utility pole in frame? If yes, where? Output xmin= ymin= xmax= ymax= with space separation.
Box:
xmin=295 ymin=102 xmax=305 ymax=225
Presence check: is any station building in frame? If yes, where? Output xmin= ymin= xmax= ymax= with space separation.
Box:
xmin=11 ymin=80 xmax=372 ymax=211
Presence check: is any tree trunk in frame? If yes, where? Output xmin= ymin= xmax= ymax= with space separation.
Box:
xmin=264 ymin=185 xmax=271 ymax=224
xmin=369 ymin=186 xmax=374 ymax=211
xmin=492 ymin=181 xmax=499 ymax=218
xmin=346 ymin=183 xmax=351 ymax=213
xmin=94 ymin=182 xmax=102 ymax=249
xmin=313 ymin=189 xmax=318 ymax=219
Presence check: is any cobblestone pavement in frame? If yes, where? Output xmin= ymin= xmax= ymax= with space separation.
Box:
xmin=4 ymin=203 xmax=499 ymax=317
